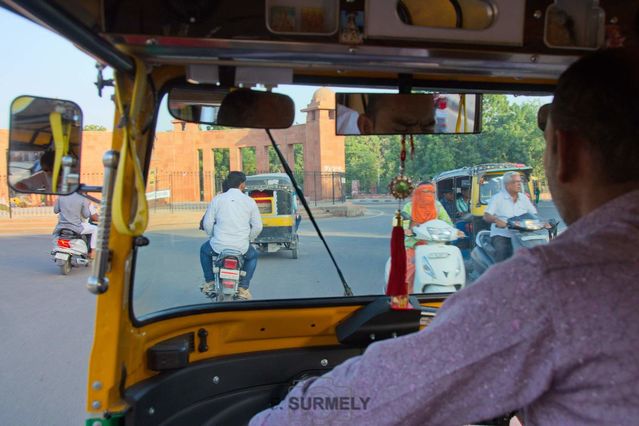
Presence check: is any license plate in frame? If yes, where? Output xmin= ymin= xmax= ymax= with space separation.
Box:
xmin=54 ymin=252 xmax=70 ymax=261
xmin=219 ymin=269 xmax=240 ymax=279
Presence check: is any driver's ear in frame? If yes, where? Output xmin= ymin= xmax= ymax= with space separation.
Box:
xmin=554 ymin=129 xmax=580 ymax=183
xmin=358 ymin=114 xmax=374 ymax=135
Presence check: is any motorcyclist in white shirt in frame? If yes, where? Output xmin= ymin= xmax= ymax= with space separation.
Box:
xmin=483 ymin=171 xmax=538 ymax=262
xmin=199 ymin=171 xmax=263 ymax=300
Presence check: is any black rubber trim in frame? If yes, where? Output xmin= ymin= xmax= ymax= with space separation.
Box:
xmin=124 ymin=346 xmax=363 ymax=426
xmin=1 ymin=1 xmax=134 ymax=72
xmin=293 ymin=74 xmax=556 ymax=95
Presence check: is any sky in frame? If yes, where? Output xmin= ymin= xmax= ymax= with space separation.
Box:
xmin=0 ymin=7 xmax=549 ymax=132
xmin=0 ymin=8 xmax=325 ymax=131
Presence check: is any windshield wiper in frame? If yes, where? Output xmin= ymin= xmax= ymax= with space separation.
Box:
xmin=266 ymin=129 xmax=353 ymax=297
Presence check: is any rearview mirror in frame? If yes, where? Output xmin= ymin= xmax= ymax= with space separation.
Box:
xmin=8 ymin=96 xmax=82 ymax=194
xmin=217 ymin=89 xmax=294 ymax=129
xmin=335 ymin=93 xmax=482 ymax=135
xmin=168 ymin=84 xmax=227 ymax=125
xmin=168 ymin=86 xmax=295 ymax=129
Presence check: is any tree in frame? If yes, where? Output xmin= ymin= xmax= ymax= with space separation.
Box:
xmin=83 ymin=124 xmax=106 ymax=131
xmin=241 ymin=147 xmax=257 ymax=175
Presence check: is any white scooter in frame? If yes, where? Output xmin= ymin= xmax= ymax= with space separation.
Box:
xmin=51 ymin=229 xmax=90 ymax=275
xmin=385 ymin=219 xmax=466 ymax=294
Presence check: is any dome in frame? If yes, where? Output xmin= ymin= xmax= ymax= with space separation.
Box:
xmin=310 ymin=87 xmax=335 ymax=109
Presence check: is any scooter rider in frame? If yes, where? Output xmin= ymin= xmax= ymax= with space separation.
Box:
xmin=53 ymin=192 xmax=98 ymax=258
xmin=402 ymin=182 xmax=459 ymax=292
xmin=483 ymin=171 xmax=538 ymax=262
xmin=200 ymin=171 xmax=262 ymax=301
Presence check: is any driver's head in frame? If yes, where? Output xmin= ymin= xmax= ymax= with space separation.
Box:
xmin=360 ymin=94 xmax=435 ymax=134
xmin=39 ymin=150 xmax=55 ymax=174
xmin=541 ymin=47 xmax=639 ymax=225
xmin=226 ymin=171 xmax=247 ymax=191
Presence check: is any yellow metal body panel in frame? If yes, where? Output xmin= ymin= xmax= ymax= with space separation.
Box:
xmin=262 ymin=216 xmax=295 ymax=227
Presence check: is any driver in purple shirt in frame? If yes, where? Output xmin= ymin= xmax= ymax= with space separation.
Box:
xmin=251 ymin=47 xmax=639 ymax=425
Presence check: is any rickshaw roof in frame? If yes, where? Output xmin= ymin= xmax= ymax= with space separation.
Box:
xmin=245 ymin=173 xmax=294 ymax=190
xmin=434 ymin=163 xmax=533 ymax=181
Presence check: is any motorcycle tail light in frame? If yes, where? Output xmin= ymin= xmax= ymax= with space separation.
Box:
xmin=57 ymin=239 xmax=71 ymax=248
xmin=223 ymin=258 xmax=238 ymax=269
xmin=222 ymin=280 xmax=235 ymax=289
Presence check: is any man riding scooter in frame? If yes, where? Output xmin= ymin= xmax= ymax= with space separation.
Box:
xmin=483 ymin=171 xmax=541 ymax=262
xmin=200 ymin=171 xmax=263 ymax=301
xmin=53 ymin=192 xmax=98 ymax=258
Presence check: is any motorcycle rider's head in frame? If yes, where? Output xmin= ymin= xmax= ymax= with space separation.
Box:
xmin=412 ymin=182 xmax=437 ymax=224
xmin=502 ymin=172 xmax=522 ymax=196
xmin=226 ymin=171 xmax=247 ymax=192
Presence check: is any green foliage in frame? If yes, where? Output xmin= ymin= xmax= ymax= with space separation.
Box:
xmin=213 ymin=148 xmax=230 ymax=178
xmin=241 ymin=147 xmax=257 ymax=175
xmin=83 ymin=124 xmax=106 ymax=131
xmin=345 ymin=95 xmax=547 ymax=193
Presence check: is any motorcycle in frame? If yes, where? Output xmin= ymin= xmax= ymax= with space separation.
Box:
xmin=201 ymin=249 xmax=247 ymax=302
xmin=469 ymin=213 xmax=558 ymax=280
xmin=51 ymin=229 xmax=90 ymax=275
xmin=385 ymin=219 xmax=466 ymax=294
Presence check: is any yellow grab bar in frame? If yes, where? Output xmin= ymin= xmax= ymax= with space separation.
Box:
xmin=111 ymin=58 xmax=149 ymax=236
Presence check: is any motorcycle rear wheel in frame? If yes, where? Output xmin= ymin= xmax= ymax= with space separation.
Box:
xmin=60 ymin=259 xmax=71 ymax=275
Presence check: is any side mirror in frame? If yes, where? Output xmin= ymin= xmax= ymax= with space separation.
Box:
xmin=7 ymin=96 xmax=83 ymax=195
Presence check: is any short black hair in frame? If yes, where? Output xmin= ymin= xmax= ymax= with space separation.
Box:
xmin=226 ymin=171 xmax=246 ymax=188
xmin=39 ymin=150 xmax=55 ymax=170
xmin=552 ymin=47 xmax=639 ymax=183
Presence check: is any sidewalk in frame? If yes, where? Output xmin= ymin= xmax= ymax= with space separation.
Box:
xmin=0 ymin=201 xmax=365 ymax=236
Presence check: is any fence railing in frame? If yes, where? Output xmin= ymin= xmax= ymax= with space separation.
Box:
xmin=1 ymin=170 xmax=347 ymax=217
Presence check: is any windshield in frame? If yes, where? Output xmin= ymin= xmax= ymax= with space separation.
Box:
xmin=129 ymin=90 xmax=553 ymax=320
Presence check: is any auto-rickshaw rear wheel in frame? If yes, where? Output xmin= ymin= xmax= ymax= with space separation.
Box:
xmin=291 ymin=234 xmax=299 ymax=259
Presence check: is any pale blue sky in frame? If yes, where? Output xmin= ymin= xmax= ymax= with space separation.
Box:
xmin=0 ymin=7 xmax=549 ymax=132
xmin=0 ymin=8 xmax=323 ymax=131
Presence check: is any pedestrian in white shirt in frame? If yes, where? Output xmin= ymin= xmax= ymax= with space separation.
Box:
xmin=199 ymin=171 xmax=262 ymax=300
xmin=483 ymin=171 xmax=537 ymax=261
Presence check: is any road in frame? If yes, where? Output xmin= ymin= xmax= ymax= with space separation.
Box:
xmin=0 ymin=201 xmax=562 ymax=425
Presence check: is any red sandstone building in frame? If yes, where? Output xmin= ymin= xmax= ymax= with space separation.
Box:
xmin=1 ymin=88 xmax=346 ymax=206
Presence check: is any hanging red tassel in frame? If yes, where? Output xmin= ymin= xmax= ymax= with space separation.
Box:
xmin=386 ymin=211 xmax=410 ymax=309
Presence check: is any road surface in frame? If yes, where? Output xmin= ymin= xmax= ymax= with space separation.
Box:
xmin=0 ymin=201 xmax=562 ymax=425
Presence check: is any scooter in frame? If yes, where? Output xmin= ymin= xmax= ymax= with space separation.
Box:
xmin=385 ymin=219 xmax=466 ymax=294
xmin=469 ymin=213 xmax=558 ymax=280
xmin=201 ymin=249 xmax=247 ymax=302
xmin=51 ymin=229 xmax=90 ymax=275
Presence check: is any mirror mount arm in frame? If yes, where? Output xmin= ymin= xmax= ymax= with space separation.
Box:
xmin=87 ymin=150 xmax=119 ymax=295
xmin=397 ymin=73 xmax=413 ymax=94
xmin=95 ymin=63 xmax=114 ymax=98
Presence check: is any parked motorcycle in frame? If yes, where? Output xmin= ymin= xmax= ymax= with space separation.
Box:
xmin=469 ymin=213 xmax=558 ymax=280
xmin=51 ymin=229 xmax=90 ymax=275
xmin=385 ymin=219 xmax=466 ymax=294
xmin=201 ymin=249 xmax=247 ymax=302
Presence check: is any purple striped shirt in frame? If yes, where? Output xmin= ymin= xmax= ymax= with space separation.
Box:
xmin=251 ymin=190 xmax=639 ymax=425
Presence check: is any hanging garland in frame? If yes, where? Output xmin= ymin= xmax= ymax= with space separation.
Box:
xmin=388 ymin=135 xmax=414 ymax=199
